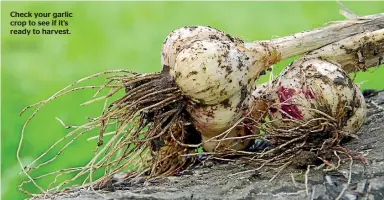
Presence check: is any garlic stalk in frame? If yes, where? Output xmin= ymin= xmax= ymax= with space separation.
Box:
xmin=248 ymin=13 xmax=384 ymax=60
xmin=306 ymin=28 xmax=384 ymax=73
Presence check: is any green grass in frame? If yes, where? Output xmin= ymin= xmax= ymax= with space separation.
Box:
xmin=2 ymin=1 xmax=383 ymax=199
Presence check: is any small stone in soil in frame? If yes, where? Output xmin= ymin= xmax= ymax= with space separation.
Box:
xmin=248 ymin=139 xmax=271 ymax=152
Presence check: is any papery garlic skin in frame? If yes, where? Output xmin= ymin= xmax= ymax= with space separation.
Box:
xmin=258 ymin=59 xmax=366 ymax=135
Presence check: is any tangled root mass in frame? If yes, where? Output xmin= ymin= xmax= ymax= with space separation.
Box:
xmin=18 ymin=69 xmax=365 ymax=198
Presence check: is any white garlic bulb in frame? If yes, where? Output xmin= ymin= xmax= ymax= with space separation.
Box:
xmin=162 ymin=26 xmax=276 ymax=105
xmin=161 ymin=26 xmax=238 ymax=73
xmin=161 ymin=26 xmax=277 ymax=151
xmin=187 ymin=91 xmax=258 ymax=151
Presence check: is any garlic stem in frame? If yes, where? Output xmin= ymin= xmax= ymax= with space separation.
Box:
xmin=306 ymin=28 xmax=384 ymax=73
xmin=245 ymin=13 xmax=384 ymax=62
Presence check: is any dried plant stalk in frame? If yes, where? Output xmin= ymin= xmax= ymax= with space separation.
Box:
xmin=306 ymin=28 xmax=384 ymax=73
xmin=247 ymin=13 xmax=384 ymax=60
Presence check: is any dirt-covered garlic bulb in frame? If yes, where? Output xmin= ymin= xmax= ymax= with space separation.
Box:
xmin=255 ymin=58 xmax=366 ymax=135
xmin=161 ymin=26 xmax=279 ymax=151
xmin=161 ymin=26 xmax=242 ymax=74
xmin=187 ymin=92 xmax=260 ymax=152
xmin=162 ymin=26 xmax=279 ymax=105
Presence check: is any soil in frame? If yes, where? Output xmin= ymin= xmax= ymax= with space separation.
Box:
xmin=43 ymin=90 xmax=384 ymax=200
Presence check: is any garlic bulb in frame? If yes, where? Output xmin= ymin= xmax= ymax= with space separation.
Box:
xmin=162 ymin=26 xmax=278 ymax=105
xmin=186 ymin=91 xmax=259 ymax=152
xmin=161 ymin=26 xmax=277 ymax=151
xmin=161 ymin=26 xmax=241 ymax=73
xmin=254 ymin=58 xmax=366 ymax=135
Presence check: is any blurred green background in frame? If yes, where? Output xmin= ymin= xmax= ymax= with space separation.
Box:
xmin=1 ymin=1 xmax=383 ymax=199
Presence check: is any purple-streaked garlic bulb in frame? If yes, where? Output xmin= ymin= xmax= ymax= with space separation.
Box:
xmin=254 ymin=58 xmax=366 ymax=135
